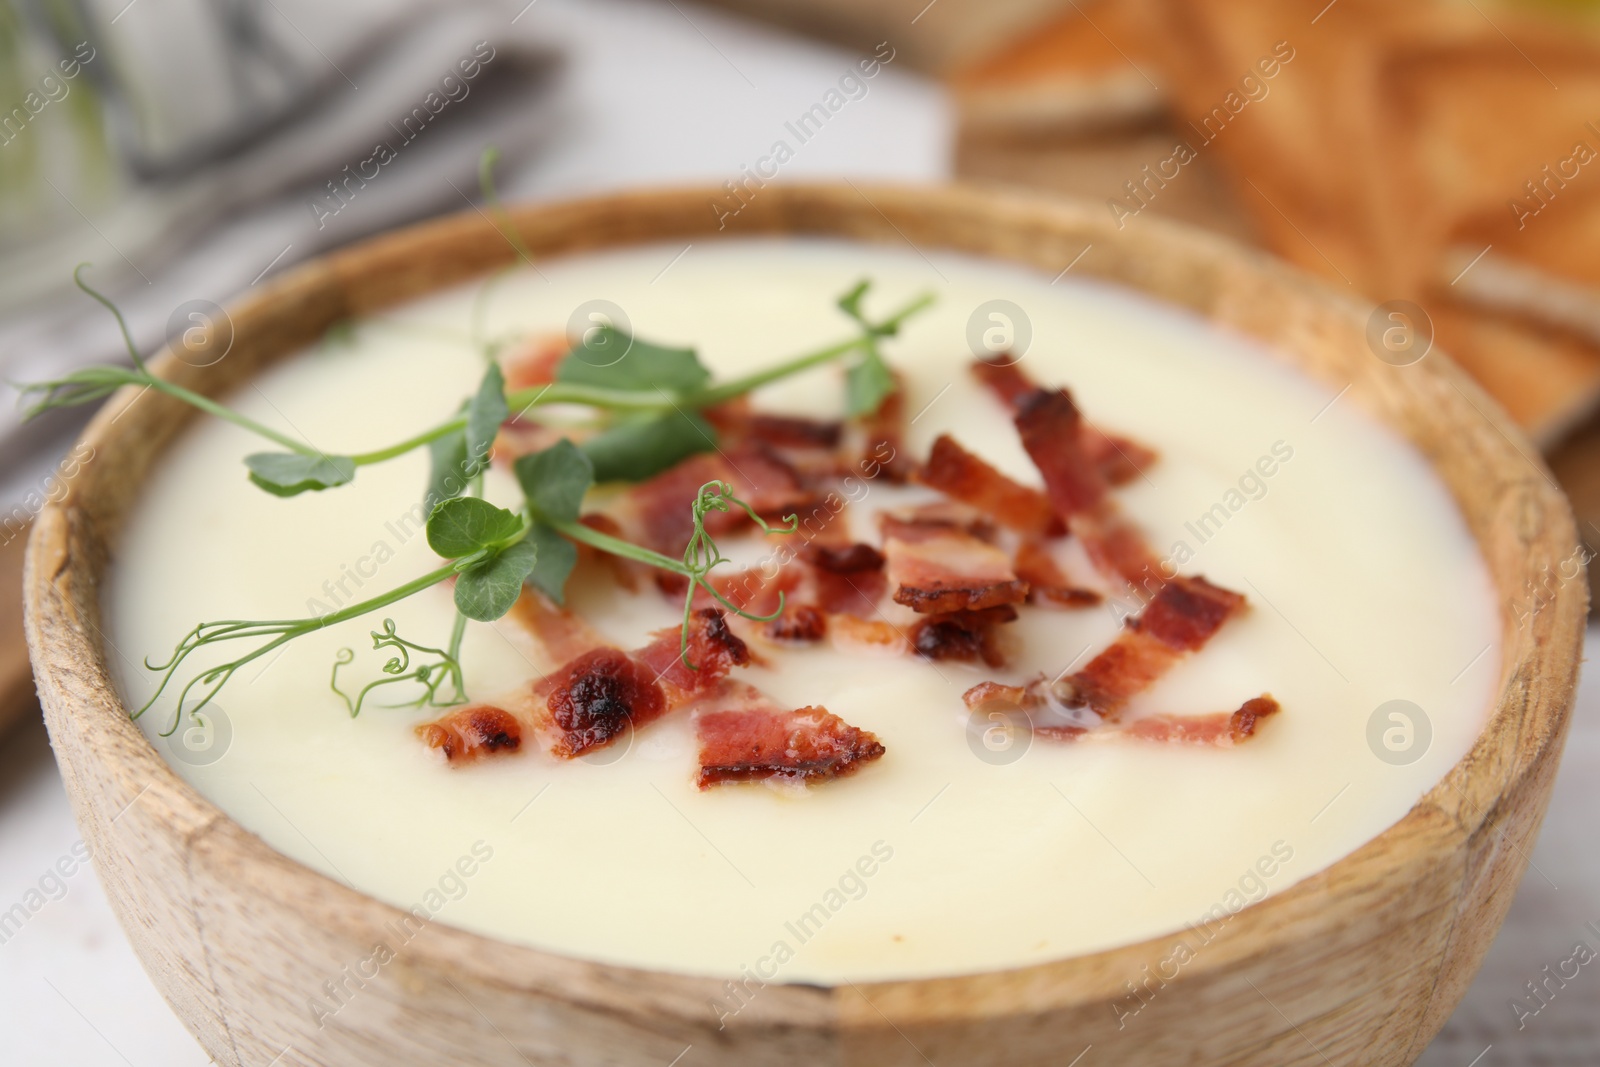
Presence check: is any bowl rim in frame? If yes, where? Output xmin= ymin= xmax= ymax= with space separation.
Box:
xmin=23 ymin=181 xmax=1586 ymax=1042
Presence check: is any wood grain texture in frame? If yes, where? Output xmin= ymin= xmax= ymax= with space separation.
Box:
xmin=23 ymin=184 xmax=1585 ymax=1066
xmin=0 ymin=521 xmax=37 ymax=740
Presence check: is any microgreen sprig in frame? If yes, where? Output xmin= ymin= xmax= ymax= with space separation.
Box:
xmin=330 ymin=619 xmax=466 ymax=718
xmin=674 ymin=480 xmax=798 ymax=666
xmin=135 ymin=559 xmax=462 ymax=735
xmin=20 ymin=197 xmax=935 ymax=730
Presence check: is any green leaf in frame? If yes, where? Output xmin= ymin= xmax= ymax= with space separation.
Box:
xmin=524 ymin=523 xmax=578 ymax=604
xmin=582 ymin=410 xmax=717 ymax=483
xmin=556 ymin=328 xmax=711 ymax=394
xmin=464 ymin=363 xmax=508 ymax=477
xmin=455 ymin=539 xmax=537 ymax=621
xmin=845 ymin=348 xmax=895 ymax=418
xmin=425 ymin=429 xmax=471 ymax=509
xmin=245 ymin=452 xmax=357 ymax=497
xmin=427 ymin=497 xmax=523 ymax=559
xmin=513 ymin=439 xmax=594 ymax=524
xmin=837 ymin=278 xmax=871 ymax=326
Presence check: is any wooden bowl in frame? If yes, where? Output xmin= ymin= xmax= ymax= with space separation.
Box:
xmin=24 ymin=185 xmax=1585 ymax=1067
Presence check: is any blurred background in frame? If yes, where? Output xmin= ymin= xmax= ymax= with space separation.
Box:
xmin=1 ymin=0 xmax=1597 ymax=1062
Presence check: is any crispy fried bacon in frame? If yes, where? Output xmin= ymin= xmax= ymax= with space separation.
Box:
xmin=416 ymin=607 xmax=750 ymax=763
xmin=416 ymin=706 xmax=523 ymax=764
xmin=765 ymin=604 xmax=828 ymax=644
xmin=1014 ymin=388 xmax=1164 ymax=590
xmin=530 ymin=608 xmax=750 ymax=758
xmin=960 ymin=575 xmax=1248 ymax=735
xmin=962 ymin=684 xmax=1278 ymax=747
xmin=828 ymin=614 xmax=907 ymax=654
xmin=1110 ymin=697 xmax=1280 ymax=745
xmin=507 ymin=588 xmax=604 ymax=665
xmin=671 ymin=561 xmax=800 ymax=618
xmin=801 ymin=542 xmax=887 ymax=617
xmin=706 ymin=402 xmax=845 ymax=450
xmin=694 ymin=681 xmax=885 ymax=788
xmin=499 ymin=334 xmax=570 ymax=391
xmin=615 ymin=444 xmax=816 ymax=556
xmin=1013 ymin=539 xmax=1101 ymax=608
xmin=420 ymin=351 xmax=1272 ymax=776
xmin=1016 ymin=388 xmax=1107 ymax=516
xmin=633 ymin=607 xmax=752 ymax=702
xmin=973 ymin=358 xmax=1156 ymax=487
xmin=915 ymin=434 xmax=1064 ymax=539
xmin=1065 ymin=576 xmax=1245 ymax=718
xmin=971 ymin=357 xmax=1035 ymax=409
xmin=538 ymin=648 xmax=666 ymax=757
xmin=882 ymin=514 xmax=1028 ymax=614
xmin=911 ymin=605 xmax=1017 ymax=667
xmin=1085 ymin=427 xmax=1158 ymax=488
xmin=488 ymin=336 xmax=575 ymax=463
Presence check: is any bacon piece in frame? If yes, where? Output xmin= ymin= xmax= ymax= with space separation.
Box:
xmin=801 ymin=542 xmax=887 ymax=617
xmin=1013 ymin=539 xmax=1101 ymax=608
xmin=765 ymin=604 xmax=828 ymax=644
xmin=1084 ymin=427 xmax=1157 ymax=488
xmin=1016 ymin=388 xmax=1107 ymax=516
xmin=911 ymin=605 xmax=1017 ymax=667
xmin=829 ymin=614 xmax=907 ymax=654
xmin=499 ymin=334 xmax=570 ymax=391
xmin=974 ymin=359 xmax=1157 ymax=487
xmin=694 ymin=682 xmax=885 ymax=788
xmin=882 ymin=501 xmax=998 ymax=542
xmin=1067 ymin=576 xmax=1244 ymax=718
xmin=1077 ymin=510 xmax=1165 ymax=593
xmin=487 ymin=336 xmax=576 ymax=462
xmin=706 ymin=403 xmax=844 ymax=450
xmin=962 ymin=575 xmax=1246 ymax=728
xmin=415 ymin=610 xmax=750 ymax=763
xmin=616 ymin=445 xmax=815 ymax=556
xmin=537 ymin=648 xmax=666 ymax=757
xmin=915 ymin=434 xmax=1064 ymax=539
xmin=1135 ymin=575 xmax=1246 ymax=651
xmin=786 ymin=495 xmax=855 ymax=547
xmin=1111 ymin=697 xmax=1280 ymax=746
xmin=506 ymin=588 xmax=604 ymax=665
xmin=704 ymin=401 xmax=851 ymax=484
xmin=971 ymin=356 xmax=1035 ymax=409
xmin=672 ymin=561 xmax=800 ymax=618
xmin=962 ymin=686 xmax=1279 ymax=747
xmin=416 ymin=706 xmax=523 ymax=764
xmin=573 ymin=513 xmax=646 ymax=592
xmin=634 ymin=607 xmax=752 ymax=702
xmin=523 ymin=608 xmax=749 ymax=758
xmin=1014 ymin=388 xmax=1165 ymax=590
xmin=882 ymin=518 xmax=1028 ymax=614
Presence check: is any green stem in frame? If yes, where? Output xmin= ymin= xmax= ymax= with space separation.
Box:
xmin=547 ymin=515 xmax=685 ymax=574
xmin=686 ymin=336 xmax=866 ymax=408
xmin=311 ymin=561 xmax=462 ymax=631
xmin=148 ymin=378 xmax=317 ymax=455
xmin=348 ymin=290 xmax=935 ymax=469
xmin=349 ymin=420 xmax=463 ymax=465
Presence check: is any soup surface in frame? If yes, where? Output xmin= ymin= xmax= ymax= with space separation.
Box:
xmin=107 ymin=238 xmax=1499 ymax=984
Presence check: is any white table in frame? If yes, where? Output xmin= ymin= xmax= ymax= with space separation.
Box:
xmin=1 ymin=1 xmax=1593 ymax=1063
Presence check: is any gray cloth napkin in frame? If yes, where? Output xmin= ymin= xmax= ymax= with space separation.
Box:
xmin=0 ymin=0 xmax=563 ymax=505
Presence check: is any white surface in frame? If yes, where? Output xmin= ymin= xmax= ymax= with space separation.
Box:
xmin=104 ymin=238 xmax=1498 ymax=981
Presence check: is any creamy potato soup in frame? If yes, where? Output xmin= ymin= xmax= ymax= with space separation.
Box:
xmin=106 ymin=238 xmax=1499 ymax=986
